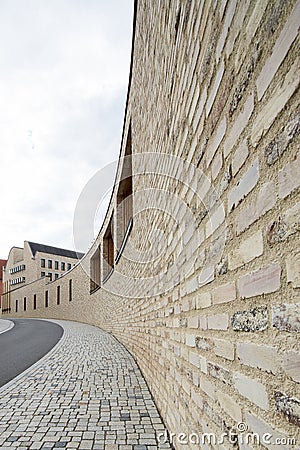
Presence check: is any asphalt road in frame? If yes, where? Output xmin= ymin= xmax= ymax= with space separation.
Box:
xmin=0 ymin=318 xmax=63 ymax=387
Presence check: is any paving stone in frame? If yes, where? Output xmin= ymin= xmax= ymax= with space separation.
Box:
xmin=0 ymin=320 xmax=170 ymax=448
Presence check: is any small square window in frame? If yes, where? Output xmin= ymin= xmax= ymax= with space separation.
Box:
xmin=41 ymin=259 xmax=45 ymax=268
xmin=41 ymin=272 xmax=45 ymax=277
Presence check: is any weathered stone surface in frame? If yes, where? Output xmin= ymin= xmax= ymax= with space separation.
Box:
xmin=208 ymin=313 xmax=229 ymax=330
xmin=251 ymin=57 xmax=299 ymax=147
xmin=211 ymin=151 xmax=223 ymax=180
xmin=232 ymin=306 xmax=268 ymax=332
xmin=224 ymin=93 xmax=254 ymax=158
xmin=229 ymin=230 xmax=263 ymax=270
xmin=212 ymin=281 xmax=235 ymax=304
xmin=228 ymin=158 xmax=259 ymax=211
xmin=274 ymin=391 xmax=300 ymax=426
xmin=203 ymin=400 xmax=224 ymax=428
xmin=217 ymin=390 xmax=242 ymax=422
xmin=245 ymin=411 xmax=292 ymax=450
xmin=206 ymin=61 xmax=225 ymax=116
xmin=236 ymin=181 xmax=276 ymax=235
xmin=230 ymin=48 xmax=261 ymax=117
xmin=234 ymin=372 xmax=269 ymax=410
xmin=256 ymin=0 xmax=300 ymax=100
xmin=237 ymin=342 xmax=278 ymax=373
xmin=195 ymin=336 xmax=213 ymax=351
xmin=232 ymin=139 xmax=248 ymax=176
xmin=205 ymin=117 xmax=226 ymax=167
xmin=283 ymin=351 xmax=300 ymax=382
xmin=267 ymin=201 xmax=300 ymax=244
xmin=286 ymin=251 xmax=300 ymax=288
xmin=264 ymin=111 xmax=300 ymax=165
xmin=217 ymin=164 xmax=232 ymax=196
xmin=238 ymin=262 xmax=281 ymax=298
xmin=207 ymin=362 xmax=232 ymax=385
xmin=272 ymin=303 xmax=300 ymax=332
xmin=215 ymin=0 xmax=237 ymax=62
xmin=213 ymin=339 xmax=234 ymax=361
xmin=196 ymin=291 xmax=211 ymax=309
xmin=216 ymin=256 xmax=228 ymax=275
xmin=278 ymin=152 xmax=300 ymax=199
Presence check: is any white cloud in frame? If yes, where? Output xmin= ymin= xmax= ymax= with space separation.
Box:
xmin=0 ymin=0 xmax=133 ymax=256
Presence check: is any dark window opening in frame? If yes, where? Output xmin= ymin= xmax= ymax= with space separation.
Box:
xmin=33 ymin=294 xmax=37 ymax=310
xmin=41 ymin=259 xmax=45 ymax=268
xmin=16 ymin=299 xmax=18 ymax=313
xmin=23 ymin=297 xmax=26 ymax=311
xmin=69 ymin=279 xmax=72 ymax=302
xmin=55 ymin=261 xmax=59 ymax=270
xmin=61 ymin=262 xmax=65 ymax=271
xmin=57 ymin=286 xmax=60 ymax=305
xmin=45 ymin=290 xmax=49 ymax=308
xmin=48 ymin=260 xmax=52 ymax=269
xmin=41 ymin=272 xmax=45 ymax=277
xmin=67 ymin=263 xmax=71 ymax=271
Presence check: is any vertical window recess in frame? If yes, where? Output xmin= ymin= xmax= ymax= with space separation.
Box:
xmin=90 ymin=246 xmax=101 ymax=293
xmin=116 ymin=126 xmax=133 ymax=263
xmin=102 ymin=215 xmax=114 ymax=284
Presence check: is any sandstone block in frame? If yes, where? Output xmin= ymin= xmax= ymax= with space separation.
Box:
xmin=272 ymin=303 xmax=300 ymax=332
xmin=213 ymin=338 xmax=234 ymax=360
xmin=228 ymin=229 xmax=263 ymax=270
xmin=251 ymin=57 xmax=299 ymax=147
xmin=256 ymin=0 xmax=300 ymax=100
xmin=228 ymin=158 xmax=259 ymax=211
xmin=212 ymin=281 xmax=236 ymax=304
xmin=236 ymin=181 xmax=276 ymax=235
xmin=286 ymin=251 xmax=300 ymax=288
xmin=232 ymin=139 xmax=248 ymax=176
xmin=278 ymin=152 xmax=300 ymax=199
xmin=238 ymin=262 xmax=281 ymax=299
xmin=208 ymin=313 xmax=229 ymax=330
xmin=283 ymin=351 xmax=300 ymax=382
xmin=234 ymin=372 xmax=269 ymax=410
xmin=237 ymin=342 xmax=278 ymax=373
xmin=216 ymin=390 xmax=242 ymax=422
xmin=224 ymin=93 xmax=254 ymax=158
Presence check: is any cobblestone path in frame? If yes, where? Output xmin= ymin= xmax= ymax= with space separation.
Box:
xmin=0 ymin=320 xmax=172 ymax=449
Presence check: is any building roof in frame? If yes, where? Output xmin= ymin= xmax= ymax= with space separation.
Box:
xmin=27 ymin=242 xmax=84 ymax=260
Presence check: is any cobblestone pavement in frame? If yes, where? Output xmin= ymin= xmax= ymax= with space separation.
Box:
xmin=0 ymin=320 xmax=172 ymax=449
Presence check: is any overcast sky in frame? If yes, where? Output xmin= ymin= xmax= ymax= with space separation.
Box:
xmin=0 ymin=0 xmax=133 ymax=258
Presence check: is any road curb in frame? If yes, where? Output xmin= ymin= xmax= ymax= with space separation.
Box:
xmin=0 ymin=318 xmax=66 ymax=394
xmin=0 ymin=319 xmax=15 ymax=335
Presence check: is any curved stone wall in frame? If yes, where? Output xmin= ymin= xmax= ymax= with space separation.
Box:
xmin=4 ymin=0 xmax=300 ymax=447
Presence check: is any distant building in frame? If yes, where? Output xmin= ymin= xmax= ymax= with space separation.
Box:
xmin=0 ymin=259 xmax=7 ymax=310
xmin=1 ymin=241 xmax=84 ymax=313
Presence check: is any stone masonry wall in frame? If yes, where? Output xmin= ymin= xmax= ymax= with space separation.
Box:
xmin=3 ymin=1 xmax=300 ymax=448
